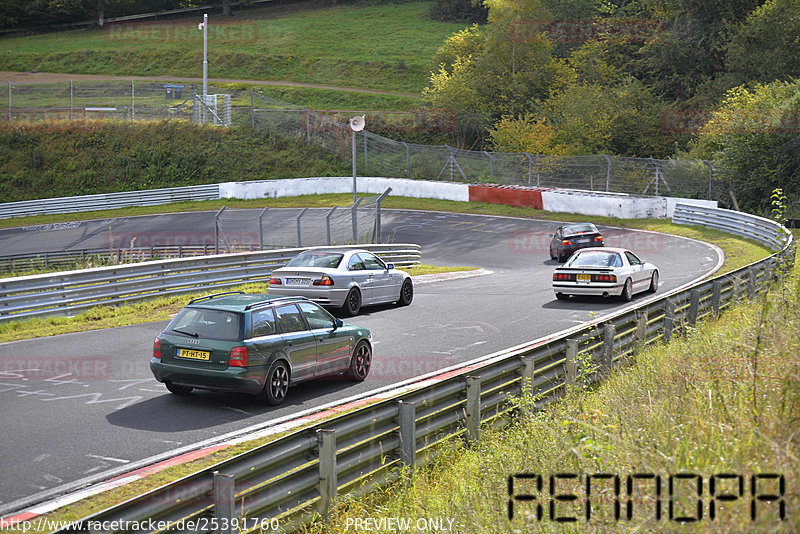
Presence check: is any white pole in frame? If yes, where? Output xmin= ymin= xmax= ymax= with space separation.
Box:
xmin=202 ymin=13 xmax=208 ymax=123
xmin=352 ymin=130 xmax=357 ymax=203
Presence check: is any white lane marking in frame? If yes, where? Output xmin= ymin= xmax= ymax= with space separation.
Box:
xmin=86 ymin=454 xmax=130 ymax=464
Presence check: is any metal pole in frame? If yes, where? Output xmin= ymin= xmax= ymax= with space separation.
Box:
xmin=603 ymin=154 xmax=612 ymax=192
xmin=69 ymin=81 xmax=73 ymax=121
xmin=214 ymin=206 xmax=226 ymax=255
xmin=296 ymin=207 xmax=308 ymax=247
xmin=351 ymin=197 xmax=363 ymax=242
xmin=704 ymin=160 xmax=713 ymax=199
xmin=325 ymin=206 xmax=337 ymax=245
xmin=213 ymin=472 xmax=235 ymax=534
xmin=374 ymin=187 xmax=392 ymax=243
xmin=250 ymin=91 xmax=255 ymax=129
xmin=483 ymin=151 xmax=494 ymax=180
xmin=203 ymin=13 xmax=208 ymax=124
xmin=317 ymin=429 xmax=337 ymax=517
xmin=398 ymin=401 xmax=416 ymax=471
xmin=258 ymin=207 xmax=269 ymax=249
xmin=465 ymin=376 xmax=481 ymax=444
xmin=7 ymin=82 xmax=10 ymax=123
xmin=305 ymin=108 xmax=311 ymax=143
xmin=131 ymin=80 xmax=134 ymax=121
xmin=565 ymin=339 xmax=579 ymax=387
xmin=352 ymin=130 xmax=358 ymax=203
xmin=402 ymin=142 xmax=411 ymax=178
xmin=363 ymin=130 xmax=368 ymax=174
xmin=525 ymin=152 xmax=533 ymax=185
xmin=602 ymin=323 xmax=615 ymax=374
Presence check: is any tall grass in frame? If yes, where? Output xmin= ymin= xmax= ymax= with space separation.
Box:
xmin=309 ymin=250 xmax=800 ymax=532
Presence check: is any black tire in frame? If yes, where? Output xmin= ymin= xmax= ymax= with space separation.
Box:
xmin=347 ymin=341 xmax=372 ymax=381
xmin=558 ymin=254 xmax=567 ymax=263
xmin=648 ymin=270 xmax=659 ymax=293
xmin=621 ymin=278 xmax=633 ymax=302
xmin=342 ymin=288 xmax=361 ymax=316
xmin=165 ymin=381 xmax=192 ymax=395
xmin=398 ymin=279 xmax=413 ymax=306
xmin=555 ymin=292 xmax=568 ymax=301
xmin=259 ymin=360 xmax=290 ymax=405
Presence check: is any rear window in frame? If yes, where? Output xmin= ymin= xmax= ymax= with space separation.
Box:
xmin=166 ymin=307 xmax=242 ymax=341
xmin=285 ymin=251 xmax=344 ymax=269
xmin=568 ymin=251 xmax=622 ymax=268
xmin=563 ymin=223 xmax=598 ymax=235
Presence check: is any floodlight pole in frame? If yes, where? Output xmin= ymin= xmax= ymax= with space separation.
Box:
xmin=351 ymin=130 xmax=357 ymax=204
xmin=202 ymin=13 xmax=208 ymax=124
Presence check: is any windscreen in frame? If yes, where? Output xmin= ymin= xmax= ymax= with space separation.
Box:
xmin=285 ymin=251 xmax=344 ymax=269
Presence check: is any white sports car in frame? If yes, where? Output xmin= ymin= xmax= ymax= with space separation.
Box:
xmin=268 ymin=248 xmax=413 ymax=315
xmin=552 ymin=247 xmax=658 ymax=301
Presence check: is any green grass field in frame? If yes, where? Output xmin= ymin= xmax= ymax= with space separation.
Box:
xmin=0 ymin=2 xmax=464 ymax=97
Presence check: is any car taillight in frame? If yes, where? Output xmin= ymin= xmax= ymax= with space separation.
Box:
xmin=313 ymin=276 xmax=334 ymax=286
xmin=593 ymin=274 xmax=617 ymax=282
xmin=229 ymin=346 xmax=248 ymax=367
xmin=594 ymin=236 xmax=603 ymax=242
xmin=562 ymin=240 xmax=573 ymax=246
xmin=153 ymin=337 xmax=161 ymax=359
xmin=269 ymin=276 xmax=282 ymax=285
xmin=553 ymin=273 xmax=575 ymax=281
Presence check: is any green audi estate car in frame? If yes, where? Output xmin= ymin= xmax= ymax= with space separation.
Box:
xmin=151 ymin=292 xmax=372 ymax=405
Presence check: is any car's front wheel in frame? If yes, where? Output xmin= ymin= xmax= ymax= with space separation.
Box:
xmin=648 ymin=270 xmax=659 ymax=293
xmin=259 ymin=361 xmax=290 ymax=405
xmin=342 ymin=288 xmax=362 ymax=316
xmin=165 ymin=381 xmax=192 ymax=395
xmin=621 ymin=278 xmax=633 ymax=302
xmin=398 ymin=279 xmax=413 ymax=306
xmin=347 ymin=341 xmax=372 ymax=381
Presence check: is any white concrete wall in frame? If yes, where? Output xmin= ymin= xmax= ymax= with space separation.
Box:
xmin=540 ymin=189 xmax=718 ymax=219
xmin=219 ymin=177 xmax=470 ymax=203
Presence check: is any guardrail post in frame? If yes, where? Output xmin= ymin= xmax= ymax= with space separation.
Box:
xmin=565 ymin=339 xmax=579 ymax=387
xmin=375 ymin=188 xmax=392 ymax=243
xmin=663 ymin=299 xmax=676 ymax=343
xmin=764 ymin=258 xmax=775 ymax=284
xmin=712 ymin=280 xmax=722 ymax=316
xmin=732 ymin=275 xmax=741 ymax=302
xmin=325 ymin=206 xmax=338 ymax=245
xmin=296 ymin=207 xmax=308 ymax=247
xmin=688 ymin=289 xmax=700 ymax=326
xmin=520 ymin=354 xmax=535 ymax=396
xmin=635 ymin=311 xmax=648 ymax=354
xmin=398 ymin=401 xmax=416 ymax=472
xmin=602 ymin=323 xmax=615 ymax=374
xmin=258 ymin=207 xmax=269 ymax=250
xmin=213 ymin=471 xmax=235 ymax=534
xmin=465 ymin=376 xmax=481 ymax=444
xmin=747 ymin=266 xmax=757 ymax=298
xmin=317 ymin=429 xmax=337 ymax=517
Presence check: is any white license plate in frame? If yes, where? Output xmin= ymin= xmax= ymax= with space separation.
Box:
xmin=287 ymin=278 xmax=310 ymax=285
xmin=578 ymin=238 xmax=591 ymax=243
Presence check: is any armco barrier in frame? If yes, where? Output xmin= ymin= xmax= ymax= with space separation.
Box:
xmin=0 ymin=244 xmax=421 ymax=323
xmin=38 ymin=204 xmax=792 ymax=533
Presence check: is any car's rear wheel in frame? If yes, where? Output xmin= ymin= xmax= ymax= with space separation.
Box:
xmin=555 ymin=292 xmax=569 ymax=300
xmin=558 ymin=253 xmax=567 ymax=263
xmin=621 ymin=278 xmax=633 ymax=301
xmin=648 ymin=270 xmax=659 ymax=293
xmin=342 ymin=288 xmax=361 ymax=316
xmin=259 ymin=361 xmax=290 ymax=405
xmin=398 ymin=279 xmax=413 ymax=306
xmin=347 ymin=341 xmax=372 ymax=381
xmin=165 ymin=381 xmax=192 ymax=395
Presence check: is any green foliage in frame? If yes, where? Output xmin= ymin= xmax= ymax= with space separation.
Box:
xmin=771 ymin=188 xmax=788 ymax=226
xmin=0 ymin=121 xmax=349 ymax=202
xmin=428 ymin=0 xmax=488 ymax=23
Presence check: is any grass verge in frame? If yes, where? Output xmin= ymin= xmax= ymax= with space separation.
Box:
xmin=306 ymin=243 xmax=800 ymax=533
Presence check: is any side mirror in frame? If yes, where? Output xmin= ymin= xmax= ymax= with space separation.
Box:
xmin=387 ymin=263 xmax=395 ymax=270
xmin=548 ymin=234 xmax=554 ymax=238
xmin=334 ymin=318 xmax=343 ymax=329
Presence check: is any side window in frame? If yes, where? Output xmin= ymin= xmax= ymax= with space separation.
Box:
xmin=252 ymin=308 xmax=277 ymax=337
xmin=625 ymin=252 xmax=641 ymax=265
xmin=361 ymin=252 xmax=386 ymax=270
xmin=298 ymin=302 xmax=335 ymax=330
xmin=348 ymin=253 xmax=366 ymax=271
xmin=275 ymin=304 xmax=307 ymax=334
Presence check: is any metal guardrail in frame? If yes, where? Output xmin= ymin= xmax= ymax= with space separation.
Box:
xmin=43 ymin=205 xmax=793 ymax=533
xmin=673 ymin=203 xmax=791 ymax=251
xmin=0 ymin=184 xmax=220 ymax=219
xmin=0 ymin=244 xmax=421 ymax=323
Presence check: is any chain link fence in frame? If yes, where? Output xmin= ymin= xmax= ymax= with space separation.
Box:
xmin=1 ymin=81 xmax=727 ymax=200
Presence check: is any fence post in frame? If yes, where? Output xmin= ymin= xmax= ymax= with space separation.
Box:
xmin=131 ymin=81 xmax=135 ymax=121
xmin=704 ymin=160 xmax=713 ymax=199
xmin=296 ymin=207 xmax=308 ymax=247
xmin=712 ymin=280 xmax=722 ymax=316
xmin=603 ymin=154 xmax=612 ymax=191
xmin=213 ymin=471 xmax=235 ymax=534
xmin=663 ymin=299 xmax=676 ymax=343
xmin=250 ymin=91 xmax=256 ymax=129
xmin=363 ymin=130 xmax=368 ymax=174
xmin=7 ymin=82 xmax=11 ymax=122
xmin=520 ymin=354 xmax=535 ymax=397
xmin=465 ymin=376 xmax=481 ymax=444
xmin=635 ymin=310 xmax=648 ymax=353
xmin=732 ymin=275 xmax=741 ymax=302
xmin=351 ymin=197 xmax=363 ymax=243
xmin=305 ymin=107 xmax=311 ymax=143
xmin=69 ymin=81 xmax=73 ymax=121
xmin=214 ymin=206 xmax=226 ymax=254
xmin=325 ymin=206 xmax=337 ymax=246
xmin=688 ymin=289 xmax=700 ymax=325
xmin=401 ymin=142 xmax=411 ymax=178
xmin=764 ymin=258 xmax=775 ymax=284
xmin=602 ymin=323 xmax=615 ymax=374
xmin=317 ymin=429 xmax=337 ymax=516
xmin=374 ymin=187 xmax=392 ymax=243
xmin=748 ymin=266 xmax=757 ymax=298
xmin=258 ymin=207 xmax=269 ymax=250
xmin=398 ymin=401 xmax=416 ymax=472
xmin=565 ymin=339 xmax=579 ymax=387
xmin=525 ymin=152 xmax=534 ymax=185
xmin=483 ymin=151 xmax=494 ymax=180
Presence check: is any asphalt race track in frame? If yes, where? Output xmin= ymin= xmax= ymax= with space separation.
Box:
xmin=0 ymin=210 xmax=722 ymax=512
